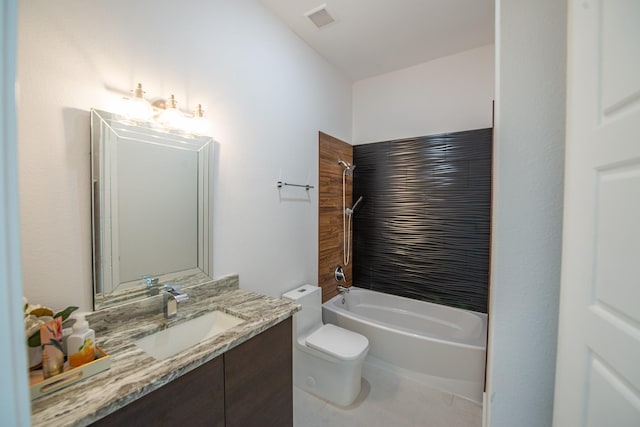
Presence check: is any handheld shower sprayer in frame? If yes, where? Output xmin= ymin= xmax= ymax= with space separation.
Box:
xmin=346 ymin=196 xmax=364 ymax=216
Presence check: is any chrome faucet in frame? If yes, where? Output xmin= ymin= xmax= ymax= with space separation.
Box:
xmin=163 ymin=284 xmax=188 ymax=319
xmin=335 ymin=266 xmax=347 ymax=283
xmin=144 ymin=276 xmax=159 ymax=286
xmin=144 ymin=275 xmax=162 ymax=296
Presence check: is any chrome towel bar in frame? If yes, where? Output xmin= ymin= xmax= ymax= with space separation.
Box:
xmin=276 ymin=181 xmax=314 ymax=191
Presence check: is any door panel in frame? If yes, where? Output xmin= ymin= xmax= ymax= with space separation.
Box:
xmin=586 ymin=357 xmax=640 ymax=427
xmin=595 ymin=165 xmax=640 ymax=324
xmin=600 ymin=0 xmax=640 ymax=115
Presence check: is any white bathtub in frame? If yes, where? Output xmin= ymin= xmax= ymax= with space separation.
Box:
xmin=323 ymin=287 xmax=487 ymax=403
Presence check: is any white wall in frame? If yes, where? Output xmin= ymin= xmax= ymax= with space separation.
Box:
xmin=485 ymin=1 xmax=566 ymax=426
xmin=17 ymin=0 xmax=351 ymax=312
xmin=352 ymin=44 xmax=494 ymax=144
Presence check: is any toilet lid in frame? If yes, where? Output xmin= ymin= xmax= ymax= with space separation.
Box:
xmin=305 ymin=324 xmax=369 ymax=361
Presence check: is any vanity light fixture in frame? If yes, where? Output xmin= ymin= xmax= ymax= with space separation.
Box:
xmin=123 ymin=83 xmax=153 ymax=121
xmin=119 ymin=83 xmax=210 ymax=136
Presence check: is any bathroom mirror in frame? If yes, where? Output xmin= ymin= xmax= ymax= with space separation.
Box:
xmin=91 ymin=109 xmax=212 ymax=310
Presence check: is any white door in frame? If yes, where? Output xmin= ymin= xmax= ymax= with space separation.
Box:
xmin=553 ymin=0 xmax=640 ymax=425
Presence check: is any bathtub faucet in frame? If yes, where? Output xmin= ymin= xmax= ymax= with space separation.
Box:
xmin=337 ymin=285 xmax=350 ymax=295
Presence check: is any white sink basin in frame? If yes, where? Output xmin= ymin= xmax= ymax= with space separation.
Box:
xmin=133 ymin=311 xmax=244 ymax=360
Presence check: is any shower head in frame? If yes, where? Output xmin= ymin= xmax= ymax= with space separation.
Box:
xmin=338 ymin=159 xmax=356 ymax=176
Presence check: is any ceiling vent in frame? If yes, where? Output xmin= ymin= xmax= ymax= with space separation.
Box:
xmin=305 ymin=4 xmax=335 ymax=29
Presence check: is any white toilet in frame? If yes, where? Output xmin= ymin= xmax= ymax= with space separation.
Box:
xmin=282 ymin=284 xmax=369 ymax=407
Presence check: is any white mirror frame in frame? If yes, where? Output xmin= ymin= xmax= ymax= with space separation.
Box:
xmin=90 ymin=109 xmax=212 ymax=309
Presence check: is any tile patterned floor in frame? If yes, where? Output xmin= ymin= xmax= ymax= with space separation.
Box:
xmin=294 ymin=361 xmax=483 ymax=427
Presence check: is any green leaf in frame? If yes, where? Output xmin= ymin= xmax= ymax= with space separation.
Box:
xmin=28 ymin=332 xmax=41 ymax=347
xmin=53 ymin=306 xmax=79 ymax=322
xmin=45 ymin=339 xmax=64 ymax=353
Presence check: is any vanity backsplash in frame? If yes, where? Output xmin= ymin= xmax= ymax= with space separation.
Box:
xmin=88 ymin=272 xmax=238 ymax=334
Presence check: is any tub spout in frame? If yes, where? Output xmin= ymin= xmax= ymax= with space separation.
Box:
xmin=337 ymin=285 xmax=350 ymax=294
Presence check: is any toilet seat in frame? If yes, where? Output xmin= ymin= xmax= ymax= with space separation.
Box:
xmin=305 ymin=324 xmax=369 ymax=361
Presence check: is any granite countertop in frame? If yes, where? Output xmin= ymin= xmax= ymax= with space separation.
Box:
xmin=30 ymin=274 xmax=299 ymax=426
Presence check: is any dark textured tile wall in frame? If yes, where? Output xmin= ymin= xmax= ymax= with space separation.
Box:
xmin=352 ymin=128 xmax=492 ymax=313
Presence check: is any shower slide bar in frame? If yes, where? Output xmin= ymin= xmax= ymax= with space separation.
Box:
xmin=276 ymin=180 xmax=315 ymax=191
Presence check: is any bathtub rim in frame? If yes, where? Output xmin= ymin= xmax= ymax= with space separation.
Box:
xmin=324 ymin=287 xmax=488 ymax=350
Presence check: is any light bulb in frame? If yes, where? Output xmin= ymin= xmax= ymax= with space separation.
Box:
xmin=157 ymin=95 xmax=186 ymax=130
xmin=123 ymin=83 xmax=153 ymax=121
xmin=189 ymin=104 xmax=211 ymax=135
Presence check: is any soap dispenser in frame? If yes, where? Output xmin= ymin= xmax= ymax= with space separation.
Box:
xmin=67 ymin=313 xmax=96 ymax=368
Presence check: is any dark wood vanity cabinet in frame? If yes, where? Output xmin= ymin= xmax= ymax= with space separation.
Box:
xmin=224 ymin=316 xmax=293 ymax=427
xmin=91 ymin=355 xmax=225 ymax=427
xmin=91 ymin=317 xmax=292 ymax=427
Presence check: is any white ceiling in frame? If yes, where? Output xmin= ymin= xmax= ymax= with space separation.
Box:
xmin=259 ymin=0 xmax=494 ymax=81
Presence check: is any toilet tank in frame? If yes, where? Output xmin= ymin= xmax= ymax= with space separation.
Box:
xmin=282 ymin=284 xmax=322 ymax=338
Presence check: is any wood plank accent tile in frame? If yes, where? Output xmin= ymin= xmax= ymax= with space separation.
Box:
xmin=318 ymin=132 xmax=353 ymax=302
